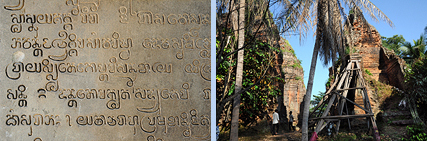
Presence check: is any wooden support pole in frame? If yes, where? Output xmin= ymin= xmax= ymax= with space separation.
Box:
xmin=333 ymin=92 xmax=372 ymax=114
xmin=315 ymin=61 xmax=353 ymax=133
xmin=318 ymin=120 xmax=330 ymax=134
xmin=346 ymin=103 xmax=351 ymax=130
xmin=336 ymin=63 xmax=353 ymax=90
xmin=309 ymin=72 xmax=340 ymax=118
xmin=336 ymin=61 xmax=355 ymax=134
xmin=309 ymin=114 xmax=374 ymax=120
xmin=309 ymin=59 xmax=379 ymax=138
xmin=309 ymin=94 xmax=329 ymax=118
xmin=355 ymin=61 xmax=373 ymax=113
xmin=336 ymin=87 xmax=365 ymax=91
xmin=314 ymin=94 xmax=337 ymax=133
xmin=314 ymin=97 xmax=329 ymax=118
xmin=355 ymin=61 xmax=380 ymax=140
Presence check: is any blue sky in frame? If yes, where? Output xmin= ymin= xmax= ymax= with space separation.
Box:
xmin=281 ymin=1 xmax=427 ymax=98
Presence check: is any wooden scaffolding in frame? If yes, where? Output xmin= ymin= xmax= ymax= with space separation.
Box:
xmin=309 ymin=56 xmax=380 ymax=140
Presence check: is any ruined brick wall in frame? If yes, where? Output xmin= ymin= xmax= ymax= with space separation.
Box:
xmin=379 ymin=48 xmax=407 ymax=90
xmin=347 ymin=15 xmax=406 ymax=115
xmin=350 ymin=16 xmax=406 ymax=87
xmin=280 ymin=39 xmax=306 ymax=123
xmin=351 ymin=17 xmax=382 ymax=80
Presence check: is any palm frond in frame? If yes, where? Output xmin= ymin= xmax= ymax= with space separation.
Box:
xmin=348 ymin=0 xmax=394 ymax=27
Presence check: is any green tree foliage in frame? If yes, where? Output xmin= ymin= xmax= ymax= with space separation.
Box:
xmin=405 ymin=56 xmax=427 ymax=125
xmin=398 ymin=29 xmax=427 ymax=131
xmin=239 ymin=40 xmax=283 ymax=127
xmin=402 ymin=124 xmax=427 ymax=141
xmin=401 ymin=35 xmax=427 ymax=65
xmin=216 ymin=34 xmax=284 ymax=128
xmin=216 ymin=1 xmax=285 ymax=138
xmin=310 ymin=91 xmax=326 ymax=113
xmin=381 ymin=35 xmax=406 ymax=56
xmin=325 ymin=76 xmax=334 ymax=88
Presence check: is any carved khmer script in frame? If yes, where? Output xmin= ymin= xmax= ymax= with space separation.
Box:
xmin=0 ymin=0 xmax=210 ymax=140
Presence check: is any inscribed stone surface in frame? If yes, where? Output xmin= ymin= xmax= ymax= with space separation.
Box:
xmin=0 ymin=0 xmax=211 ymax=140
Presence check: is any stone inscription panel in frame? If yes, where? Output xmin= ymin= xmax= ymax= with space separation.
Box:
xmin=0 ymin=0 xmax=210 ymax=140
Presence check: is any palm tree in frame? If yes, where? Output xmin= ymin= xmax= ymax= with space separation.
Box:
xmin=274 ymin=0 xmax=393 ymax=140
xmin=401 ymin=35 xmax=427 ymax=64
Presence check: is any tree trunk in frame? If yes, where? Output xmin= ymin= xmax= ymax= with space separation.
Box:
xmin=301 ymin=42 xmax=320 ymax=141
xmin=230 ymin=0 xmax=245 ymax=140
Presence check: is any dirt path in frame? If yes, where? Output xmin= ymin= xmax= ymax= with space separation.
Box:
xmin=238 ymin=131 xmax=302 ymax=141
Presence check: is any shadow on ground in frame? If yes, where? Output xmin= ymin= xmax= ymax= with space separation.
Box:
xmin=219 ymin=119 xmax=301 ymax=141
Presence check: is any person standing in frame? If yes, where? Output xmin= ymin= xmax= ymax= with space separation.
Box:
xmin=272 ymin=109 xmax=279 ymax=135
xmin=289 ymin=111 xmax=295 ymax=131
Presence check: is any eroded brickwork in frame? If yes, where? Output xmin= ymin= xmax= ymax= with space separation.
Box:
xmin=280 ymin=39 xmax=306 ymax=123
xmin=347 ymin=15 xmax=406 ymax=115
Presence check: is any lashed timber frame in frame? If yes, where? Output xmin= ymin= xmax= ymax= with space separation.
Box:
xmin=308 ymin=56 xmax=378 ymax=135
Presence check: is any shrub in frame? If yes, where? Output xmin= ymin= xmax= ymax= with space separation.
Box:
xmin=401 ymin=124 xmax=427 ymax=141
